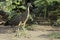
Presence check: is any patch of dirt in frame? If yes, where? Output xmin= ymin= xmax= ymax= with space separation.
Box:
xmin=29 ymin=25 xmax=60 ymax=31
xmin=0 ymin=25 xmax=60 ymax=40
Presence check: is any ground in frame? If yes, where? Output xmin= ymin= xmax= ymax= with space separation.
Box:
xmin=0 ymin=25 xmax=60 ymax=40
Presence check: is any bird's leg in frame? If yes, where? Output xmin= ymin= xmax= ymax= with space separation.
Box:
xmin=12 ymin=26 xmax=16 ymax=33
xmin=22 ymin=22 xmax=26 ymax=32
xmin=18 ymin=22 xmax=26 ymax=37
xmin=22 ymin=22 xmax=31 ymax=38
xmin=22 ymin=22 xmax=30 ymax=37
xmin=15 ymin=27 xmax=20 ymax=37
xmin=15 ymin=22 xmax=22 ymax=37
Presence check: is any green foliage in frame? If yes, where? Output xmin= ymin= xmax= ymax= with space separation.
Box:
xmin=0 ymin=0 xmax=60 ymax=25
xmin=34 ymin=0 xmax=48 ymax=7
xmin=0 ymin=0 xmax=12 ymax=12
xmin=0 ymin=0 xmax=26 ymax=19
xmin=0 ymin=0 xmax=26 ymax=12
xmin=33 ymin=0 xmax=60 ymax=17
xmin=57 ymin=18 xmax=60 ymax=24
xmin=48 ymin=32 xmax=60 ymax=38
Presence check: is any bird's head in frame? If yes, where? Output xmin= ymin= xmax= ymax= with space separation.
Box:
xmin=27 ymin=3 xmax=33 ymax=7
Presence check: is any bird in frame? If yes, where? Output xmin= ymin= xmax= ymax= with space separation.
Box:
xmin=4 ymin=3 xmax=32 ymax=37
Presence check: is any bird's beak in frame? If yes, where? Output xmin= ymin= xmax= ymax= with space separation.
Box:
xmin=27 ymin=3 xmax=33 ymax=7
xmin=30 ymin=5 xmax=33 ymax=7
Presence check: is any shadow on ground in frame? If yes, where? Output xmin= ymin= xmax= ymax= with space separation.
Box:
xmin=0 ymin=25 xmax=15 ymax=34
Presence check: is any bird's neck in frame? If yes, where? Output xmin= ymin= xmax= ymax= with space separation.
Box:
xmin=27 ymin=6 xmax=30 ymax=16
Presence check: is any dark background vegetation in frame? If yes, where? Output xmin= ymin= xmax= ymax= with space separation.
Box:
xmin=0 ymin=0 xmax=60 ymax=26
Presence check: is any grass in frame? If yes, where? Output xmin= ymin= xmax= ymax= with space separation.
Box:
xmin=48 ymin=32 xmax=60 ymax=39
